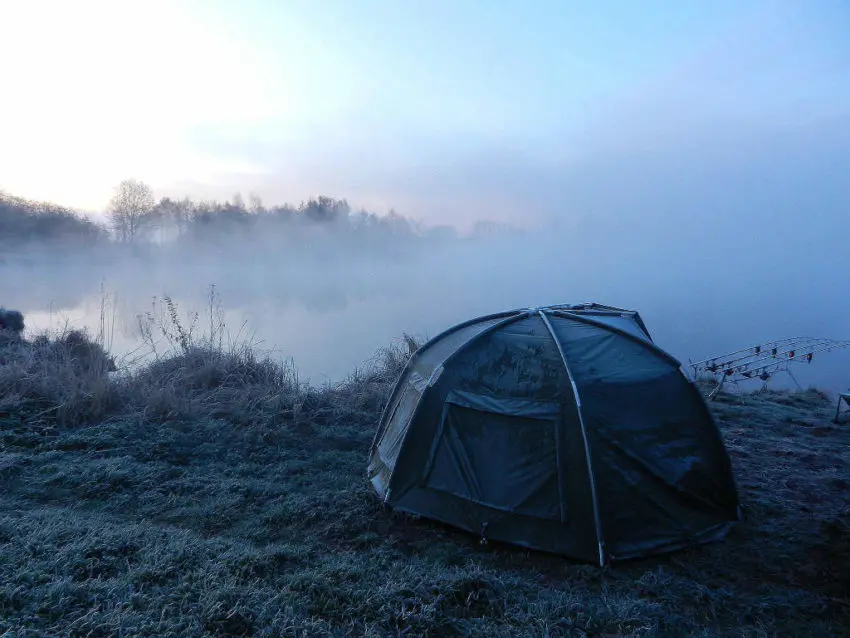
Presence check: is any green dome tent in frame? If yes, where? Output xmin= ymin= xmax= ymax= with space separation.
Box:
xmin=367 ymin=303 xmax=741 ymax=565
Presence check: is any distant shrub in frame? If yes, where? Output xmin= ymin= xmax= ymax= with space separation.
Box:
xmin=0 ymin=308 xmax=25 ymax=338
xmin=0 ymin=192 xmax=106 ymax=247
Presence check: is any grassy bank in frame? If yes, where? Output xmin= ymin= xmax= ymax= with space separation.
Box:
xmin=0 ymin=327 xmax=848 ymax=636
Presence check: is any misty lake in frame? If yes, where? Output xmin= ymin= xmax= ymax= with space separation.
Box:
xmin=7 ymin=225 xmax=849 ymax=397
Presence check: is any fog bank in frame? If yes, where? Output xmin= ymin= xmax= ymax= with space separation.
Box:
xmin=4 ymin=201 xmax=848 ymax=396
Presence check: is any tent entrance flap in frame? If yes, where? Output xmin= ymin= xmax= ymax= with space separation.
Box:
xmin=421 ymin=391 xmax=563 ymax=521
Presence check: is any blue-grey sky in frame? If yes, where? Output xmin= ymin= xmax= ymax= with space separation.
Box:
xmin=1 ymin=0 xmax=847 ymax=228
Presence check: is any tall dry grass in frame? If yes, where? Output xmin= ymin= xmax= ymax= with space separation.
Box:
xmin=0 ymin=287 xmax=420 ymax=430
xmin=0 ymin=327 xmax=120 ymax=427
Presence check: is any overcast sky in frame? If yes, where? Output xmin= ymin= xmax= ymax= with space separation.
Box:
xmin=1 ymin=0 xmax=847 ymax=228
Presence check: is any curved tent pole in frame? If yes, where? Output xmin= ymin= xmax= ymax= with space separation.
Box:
xmin=538 ymin=310 xmax=607 ymax=567
xmin=368 ymin=308 xmax=528 ymax=456
xmin=407 ymin=309 xmax=529 ymax=362
xmin=549 ymin=309 xmax=681 ymax=368
xmin=373 ymin=302 xmax=665 ymax=465
xmin=545 ymin=303 xmax=654 ymax=341
xmin=376 ymin=311 xmax=532 ymax=499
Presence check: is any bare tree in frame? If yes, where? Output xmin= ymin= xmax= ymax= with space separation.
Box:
xmin=248 ymin=192 xmax=265 ymax=214
xmin=108 ymin=179 xmax=155 ymax=243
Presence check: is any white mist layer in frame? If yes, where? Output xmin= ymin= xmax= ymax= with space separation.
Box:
xmin=7 ymin=217 xmax=849 ymax=396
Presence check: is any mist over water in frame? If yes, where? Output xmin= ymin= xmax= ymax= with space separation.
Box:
xmin=1 ymin=0 xmax=848 ymax=402
xmin=6 ymin=205 xmax=849 ymax=396
xmin=2 ymin=0 xmax=846 ymax=399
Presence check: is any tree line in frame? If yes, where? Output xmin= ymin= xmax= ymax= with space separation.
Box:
xmin=106 ymin=179 xmax=428 ymax=244
xmin=1 ymin=179 xmax=435 ymax=249
xmin=1 ymin=179 xmax=520 ymax=253
xmin=0 ymin=191 xmax=106 ymax=247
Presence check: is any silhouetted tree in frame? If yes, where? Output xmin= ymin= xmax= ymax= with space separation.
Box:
xmin=108 ymin=179 xmax=155 ymax=243
xmin=0 ymin=191 xmax=105 ymax=247
xmin=151 ymin=196 xmax=195 ymax=241
xmin=248 ymin=193 xmax=265 ymax=214
xmin=300 ymin=196 xmax=350 ymax=224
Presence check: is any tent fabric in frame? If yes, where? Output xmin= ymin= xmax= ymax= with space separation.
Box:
xmin=367 ymin=303 xmax=741 ymax=565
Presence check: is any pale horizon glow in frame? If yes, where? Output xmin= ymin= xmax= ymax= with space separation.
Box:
xmin=0 ymin=0 xmax=848 ymax=228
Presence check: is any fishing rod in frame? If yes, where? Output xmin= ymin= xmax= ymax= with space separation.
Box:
xmin=689 ymin=337 xmax=850 ymax=399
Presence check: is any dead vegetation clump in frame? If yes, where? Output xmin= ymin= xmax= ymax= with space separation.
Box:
xmin=0 ymin=307 xmax=25 ymax=337
xmin=124 ymin=291 xmax=419 ymax=428
xmin=0 ymin=325 xmax=120 ymax=427
xmin=128 ymin=345 xmax=303 ymax=427
xmin=0 ymin=294 xmax=419 ymax=433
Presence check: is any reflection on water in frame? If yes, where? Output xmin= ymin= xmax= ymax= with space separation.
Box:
xmin=20 ymin=290 xmax=468 ymax=385
xmin=6 ymin=225 xmax=849 ymax=396
xmin=20 ymin=289 xmax=850 ymax=397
